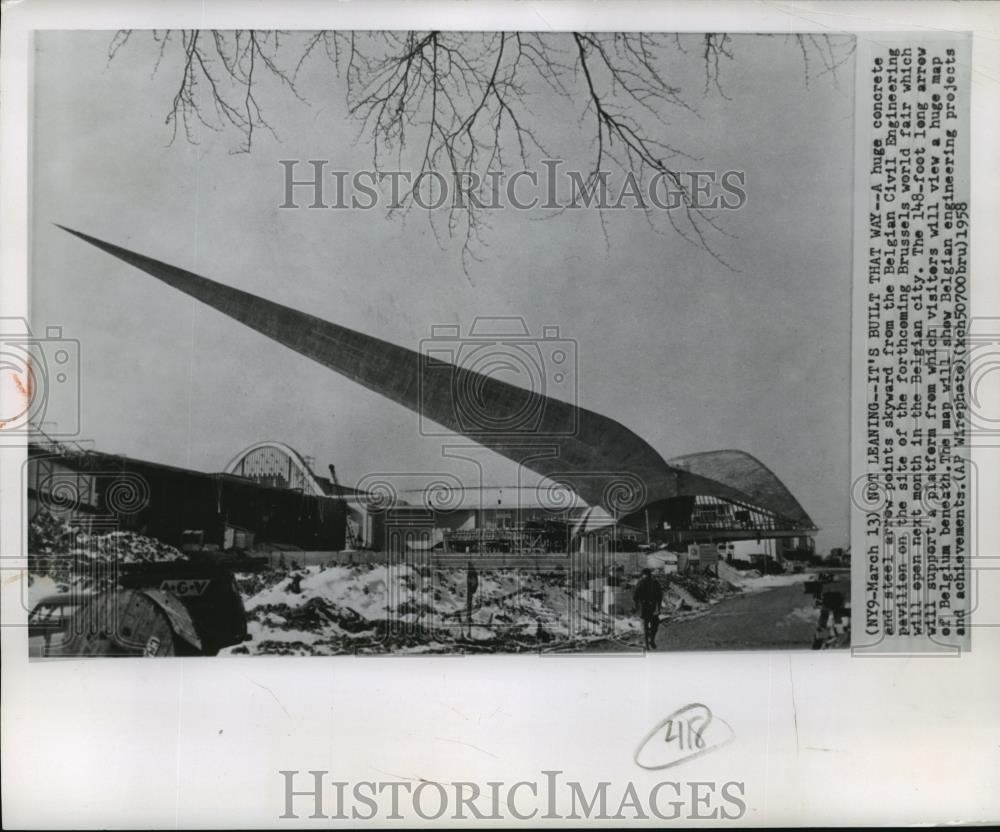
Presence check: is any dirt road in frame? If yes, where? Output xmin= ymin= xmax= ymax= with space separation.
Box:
xmin=656 ymin=582 xmax=822 ymax=651
xmin=567 ymin=582 xmax=828 ymax=653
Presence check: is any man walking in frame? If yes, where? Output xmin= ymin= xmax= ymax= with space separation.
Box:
xmin=633 ymin=568 xmax=664 ymax=650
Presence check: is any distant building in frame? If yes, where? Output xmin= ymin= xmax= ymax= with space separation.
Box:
xmin=28 ymin=437 xmax=347 ymax=552
xmin=29 ymin=435 xmax=817 ymax=563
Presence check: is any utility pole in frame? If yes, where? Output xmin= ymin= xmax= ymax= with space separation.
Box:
xmin=329 ymin=464 xmax=359 ymax=549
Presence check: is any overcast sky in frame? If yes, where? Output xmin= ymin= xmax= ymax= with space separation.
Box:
xmin=31 ymin=31 xmax=855 ymax=550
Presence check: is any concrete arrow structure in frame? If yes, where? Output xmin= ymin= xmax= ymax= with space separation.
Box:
xmin=57 ymin=225 xmax=816 ymax=529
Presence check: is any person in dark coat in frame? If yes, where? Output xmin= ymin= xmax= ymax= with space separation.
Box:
xmin=633 ymin=568 xmax=664 ymax=650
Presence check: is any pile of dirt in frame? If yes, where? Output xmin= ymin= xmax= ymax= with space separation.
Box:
xmin=69 ymin=530 xmax=184 ymax=564
xmin=662 ymin=571 xmax=735 ymax=604
xmin=224 ymin=562 xmax=643 ymax=655
xmin=716 ymin=561 xmax=761 ymax=586
xmin=28 ymin=508 xmax=185 ymax=593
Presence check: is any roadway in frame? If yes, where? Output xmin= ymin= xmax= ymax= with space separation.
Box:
xmin=656 ymin=582 xmax=822 ymax=651
xmin=571 ymin=580 xmax=833 ymax=653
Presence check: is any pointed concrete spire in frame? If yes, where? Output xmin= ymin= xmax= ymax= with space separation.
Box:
xmin=58 ymin=225 xmax=813 ymax=526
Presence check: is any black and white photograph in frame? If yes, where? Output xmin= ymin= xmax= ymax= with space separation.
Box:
xmin=24 ymin=28 xmax=857 ymax=657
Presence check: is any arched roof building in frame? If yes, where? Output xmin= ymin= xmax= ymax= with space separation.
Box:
xmin=62 ymin=227 xmax=819 ymax=551
xmin=224 ymin=441 xmax=330 ymax=496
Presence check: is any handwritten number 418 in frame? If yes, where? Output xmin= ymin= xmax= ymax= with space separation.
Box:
xmin=663 ymin=714 xmax=708 ymax=750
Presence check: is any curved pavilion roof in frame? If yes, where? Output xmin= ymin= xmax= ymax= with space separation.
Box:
xmin=667 ymin=449 xmax=815 ymax=528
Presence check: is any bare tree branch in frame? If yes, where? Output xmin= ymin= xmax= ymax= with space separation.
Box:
xmin=108 ymin=30 xmax=855 ymax=270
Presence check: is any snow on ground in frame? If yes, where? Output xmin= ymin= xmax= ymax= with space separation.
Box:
xmin=245 ymin=564 xmax=396 ymax=620
xmin=740 ymin=572 xmax=814 ymax=591
xmin=29 ymin=510 xmax=187 ymax=607
xmin=225 ymin=563 xmax=652 ymax=655
xmin=715 ymin=560 xmax=814 ymax=592
xmin=224 ymin=562 xmax=826 ymax=655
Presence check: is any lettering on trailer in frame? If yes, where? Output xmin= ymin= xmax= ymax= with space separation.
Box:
xmin=159 ymin=579 xmax=211 ymax=596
